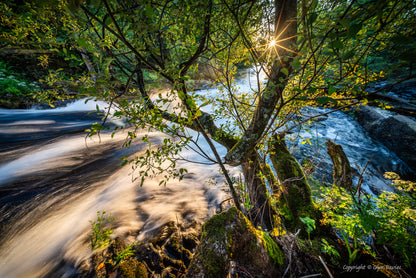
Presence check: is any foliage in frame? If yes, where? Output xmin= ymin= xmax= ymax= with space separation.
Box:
xmin=89 ymin=211 xmax=115 ymax=250
xmin=321 ymin=238 xmax=340 ymax=261
xmin=0 ymin=61 xmax=40 ymax=107
xmin=0 ymin=1 xmax=78 ymax=51
xmin=318 ymin=173 xmax=416 ymax=266
xmin=114 ymin=245 xmax=135 ymax=265
xmin=235 ymin=177 xmax=253 ymax=211
xmin=300 ymin=216 xmax=315 ymax=245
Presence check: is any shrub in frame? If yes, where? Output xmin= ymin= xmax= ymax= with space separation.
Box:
xmin=318 ymin=173 xmax=416 ymax=266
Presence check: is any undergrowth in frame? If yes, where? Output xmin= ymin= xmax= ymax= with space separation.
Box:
xmin=317 ymin=172 xmax=416 ymax=266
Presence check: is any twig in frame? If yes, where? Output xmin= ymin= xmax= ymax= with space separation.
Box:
xmin=355 ymin=155 xmax=373 ymax=204
xmin=299 ymin=274 xmax=322 ymax=278
xmin=282 ymin=229 xmax=301 ymax=278
xmin=318 ymin=256 xmax=334 ymax=278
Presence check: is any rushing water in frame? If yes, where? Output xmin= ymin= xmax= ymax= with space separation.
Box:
xmin=0 ymin=76 xmax=413 ymax=277
xmin=0 ymin=101 xmax=231 ymax=278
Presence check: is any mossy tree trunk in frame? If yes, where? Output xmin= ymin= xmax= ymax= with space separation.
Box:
xmin=241 ymin=153 xmax=279 ymax=231
xmin=268 ymin=133 xmax=319 ymax=233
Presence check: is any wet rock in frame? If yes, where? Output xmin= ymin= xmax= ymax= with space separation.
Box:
xmin=181 ymin=233 xmax=199 ymax=253
xmin=133 ymin=220 xmax=197 ymax=277
xmin=151 ymin=221 xmax=177 ymax=246
xmin=134 ymin=242 xmax=165 ymax=273
xmin=354 ymin=105 xmax=416 ymax=177
xmin=186 ymin=207 xmax=283 ymax=278
xmin=89 ymin=251 xmax=108 ymax=278
xmin=88 ymin=237 xmax=148 ymax=278
xmin=164 ymin=236 xmax=193 ymax=267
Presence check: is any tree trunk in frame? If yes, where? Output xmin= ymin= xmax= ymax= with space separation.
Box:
xmin=325 ymin=140 xmax=353 ymax=191
xmin=241 ymin=153 xmax=279 ymax=232
xmin=268 ymin=133 xmax=318 ymax=233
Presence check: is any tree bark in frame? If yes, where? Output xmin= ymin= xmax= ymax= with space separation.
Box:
xmin=241 ymin=153 xmax=279 ymax=231
xmin=325 ymin=140 xmax=353 ymax=191
xmin=269 ymin=133 xmax=318 ymax=233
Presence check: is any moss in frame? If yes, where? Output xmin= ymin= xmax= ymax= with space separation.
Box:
xmin=202 ymin=248 xmax=228 ymax=278
xmin=297 ymin=238 xmax=322 ymax=257
xmin=268 ymin=134 xmax=319 ymax=235
xmin=201 ymin=206 xmax=238 ymax=240
xmin=136 ymin=262 xmax=148 ymax=278
xmin=112 ymin=237 xmax=127 ymax=255
xmin=261 ymin=233 xmax=284 ymax=265
xmin=325 ymin=140 xmax=353 ymax=190
xmin=190 ymin=207 xmax=283 ymax=277
xmin=117 ymin=258 xmax=144 ymax=278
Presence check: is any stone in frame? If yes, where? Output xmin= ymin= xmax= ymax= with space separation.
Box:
xmin=186 ymin=207 xmax=283 ymax=278
xmin=354 ymin=105 xmax=416 ymax=176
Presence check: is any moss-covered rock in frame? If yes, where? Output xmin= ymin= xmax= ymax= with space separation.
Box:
xmin=186 ymin=207 xmax=283 ymax=278
xmin=117 ymin=258 xmax=147 ymax=278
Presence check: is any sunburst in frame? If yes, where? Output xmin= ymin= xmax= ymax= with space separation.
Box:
xmin=248 ymin=21 xmax=298 ymax=69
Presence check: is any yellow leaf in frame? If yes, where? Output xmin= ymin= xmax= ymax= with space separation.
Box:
xmin=96 ymin=262 xmax=105 ymax=270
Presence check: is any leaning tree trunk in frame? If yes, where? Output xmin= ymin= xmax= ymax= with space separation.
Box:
xmin=268 ymin=133 xmax=319 ymax=234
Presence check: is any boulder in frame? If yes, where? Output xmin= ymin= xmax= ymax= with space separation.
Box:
xmin=354 ymin=105 xmax=416 ymax=177
xmin=186 ymin=207 xmax=283 ymax=278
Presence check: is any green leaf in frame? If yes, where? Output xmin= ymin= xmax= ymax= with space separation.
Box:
xmin=348 ymin=23 xmax=362 ymax=38
xmin=328 ymin=86 xmax=336 ymax=95
xmin=307 ymin=87 xmax=317 ymax=94
xmin=333 ymin=40 xmax=343 ymax=50
xmin=199 ymin=100 xmax=211 ymax=107
xmin=77 ymin=39 xmax=88 ymax=48
xmin=307 ymin=12 xmax=318 ymax=25
xmin=281 ymin=67 xmax=289 ymax=76
xmin=316 ymin=96 xmax=337 ymax=105
xmin=91 ymin=123 xmax=104 ymax=130
xmin=343 ymin=50 xmax=355 ymax=60
xmin=145 ymin=4 xmax=154 ymax=18
xmin=178 ymin=91 xmax=185 ymax=100
xmin=292 ymin=58 xmax=301 ymax=70
xmin=105 ymin=16 xmax=112 ymax=26
xmin=186 ymin=98 xmax=196 ymax=109
xmin=339 ymin=19 xmax=350 ymax=28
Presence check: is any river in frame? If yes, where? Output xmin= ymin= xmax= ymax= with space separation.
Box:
xmin=0 ymin=76 xmax=413 ymax=277
xmin=0 ymin=100 xmax=231 ymax=277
